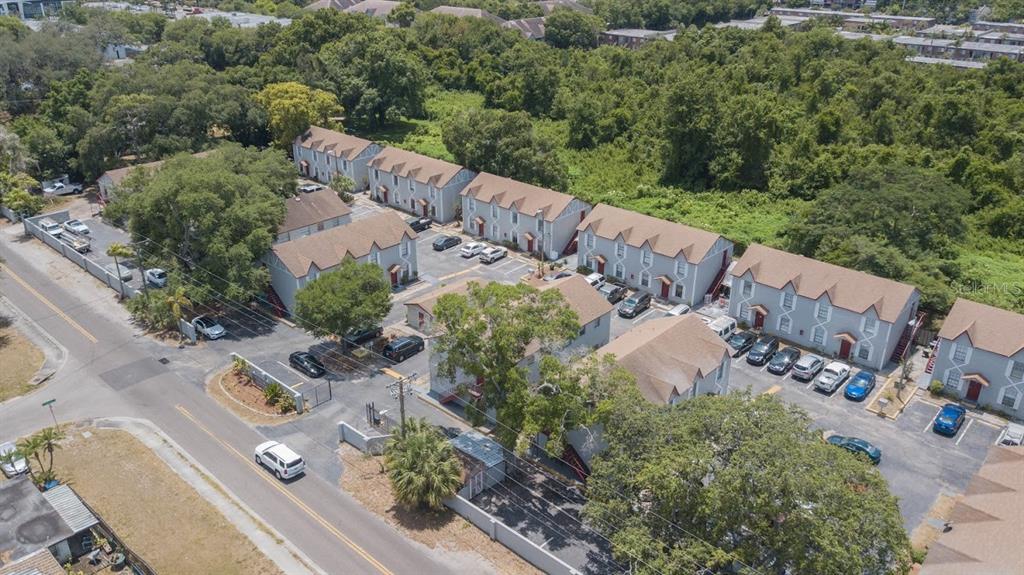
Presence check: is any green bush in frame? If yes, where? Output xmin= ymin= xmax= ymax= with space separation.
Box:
xmin=576 ymin=265 xmax=592 ymax=275
xmin=928 ymin=380 xmax=944 ymax=396
xmin=263 ymin=381 xmax=283 ymax=405
xmin=278 ymin=393 xmax=295 ymax=414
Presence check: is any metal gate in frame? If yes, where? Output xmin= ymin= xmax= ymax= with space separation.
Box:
xmin=303 ymin=380 xmax=334 ymax=409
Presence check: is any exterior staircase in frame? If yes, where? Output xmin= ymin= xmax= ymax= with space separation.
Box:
xmin=890 ymin=311 xmax=927 ymax=364
xmin=705 ymin=264 xmax=729 ymax=299
xmin=562 ymin=443 xmax=590 ymax=482
xmin=265 ymin=286 xmax=287 ymax=318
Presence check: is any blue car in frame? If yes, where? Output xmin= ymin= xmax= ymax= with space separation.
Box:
xmin=844 ymin=370 xmax=877 ymax=401
xmin=933 ymin=403 xmax=967 ymax=437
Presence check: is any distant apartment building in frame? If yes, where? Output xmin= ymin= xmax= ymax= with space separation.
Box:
xmin=368 ymin=147 xmax=476 ymax=223
xmin=598 ymin=28 xmax=675 ymax=49
xmin=292 ymin=126 xmax=381 ymax=191
xmin=275 ymin=187 xmax=353 ymax=244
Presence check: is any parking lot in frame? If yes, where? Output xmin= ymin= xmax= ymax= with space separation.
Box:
xmin=728 ymin=348 xmax=1003 ymax=530
xmin=75 ymin=215 xmax=147 ymax=292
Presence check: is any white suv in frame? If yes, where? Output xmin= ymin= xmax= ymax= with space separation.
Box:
xmin=254 ymin=441 xmax=306 ymax=480
xmin=479 ymin=246 xmax=507 ymax=264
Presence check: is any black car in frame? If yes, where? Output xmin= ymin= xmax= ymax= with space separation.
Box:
xmin=344 ymin=325 xmax=383 ymax=346
xmin=617 ymin=292 xmax=652 ymax=318
xmin=746 ymin=335 xmax=780 ymax=366
xmin=432 ymin=235 xmax=461 ymax=251
xmin=289 ymin=351 xmax=326 ymax=378
xmin=767 ymin=346 xmax=801 ymax=375
xmin=598 ymin=284 xmax=627 ymax=304
xmin=382 ymin=335 xmax=425 ymax=362
xmin=726 ymin=331 xmax=757 ymax=357
xmin=406 ymin=216 xmax=432 ymax=232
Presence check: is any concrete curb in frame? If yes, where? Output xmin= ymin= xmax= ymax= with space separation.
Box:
xmin=0 ymin=294 xmax=68 ymax=394
xmin=93 ymin=416 xmax=326 ymax=575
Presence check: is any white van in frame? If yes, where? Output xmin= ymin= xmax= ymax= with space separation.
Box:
xmin=707 ymin=316 xmax=737 ymax=339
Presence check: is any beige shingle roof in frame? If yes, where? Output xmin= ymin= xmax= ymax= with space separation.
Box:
xmin=503 ymin=17 xmax=545 ymax=39
xmin=536 ymin=275 xmax=614 ymax=326
xmin=461 ymin=173 xmax=575 ymax=222
xmin=938 ymin=298 xmax=1024 ymax=358
xmin=0 ymin=549 xmax=65 ymax=575
xmin=369 ymin=147 xmax=468 ymax=188
xmin=731 ymin=244 xmax=918 ymax=324
xmin=99 ymin=151 xmax=212 ymax=186
xmin=294 ymin=126 xmax=375 ymax=161
xmin=429 ymin=5 xmax=504 ymax=22
xmin=536 ymin=0 xmax=593 ymax=15
xmin=405 ymin=278 xmax=490 ymax=318
xmin=279 ymin=188 xmax=352 ymax=234
xmin=343 ymin=0 xmax=400 ymax=15
xmin=303 ymin=0 xmax=359 ymax=11
xmin=596 ymin=315 xmax=730 ymax=404
xmin=577 ymin=203 xmax=725 ymax=264
xmin=920 ymin=445 xmax=1024 ymax=575
xmin=271 ymin=211 xmax=415 ymax=277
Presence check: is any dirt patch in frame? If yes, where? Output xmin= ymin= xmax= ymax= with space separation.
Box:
xmin=0 ymin=324 xmax=45 ymax=402
xmin=56 ymin=427 xmax=283 ymax=575
xmin=910 ymin=493 xmax=959 ymax=552
xmin=206 ymin=368 xmax=299 ymax=426
xmin=867 ymin=376 xmax=916 ymax=419
xmin=337 ymin=444 xmax=540 ymax=575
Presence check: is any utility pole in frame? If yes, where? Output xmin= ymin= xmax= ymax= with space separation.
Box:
xmin=133 ymin=239 xmax=149 ymax=296
xmin=387 ymin=372 xmax=417 ymax=435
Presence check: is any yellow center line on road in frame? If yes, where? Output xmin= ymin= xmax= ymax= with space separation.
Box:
xmin=174 ymin=405 xmax=394 ymax=575
xmin=3 ymin=266 xmax=98 ymax=343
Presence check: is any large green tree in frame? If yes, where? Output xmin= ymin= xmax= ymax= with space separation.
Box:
xmin=254 ymin=81 xmax=344 ymax=149
xmin=585 ymin=391 xmax=911 ymax=575
xmin=293 ymin=259 xmax=392 ymax=340
xmin=384 ymin=418 xmax=463 ymax=510
xmin=544 ymin=8 xmax=603 ymax=49
xmin=431 ymin=281 xmax=579 ymax=448
xmin=115 ymin=145 xmax=290 ymax=301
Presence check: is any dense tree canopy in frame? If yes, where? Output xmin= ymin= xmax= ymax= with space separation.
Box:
xmin=293 ymin=259 xmax=392 ymax=340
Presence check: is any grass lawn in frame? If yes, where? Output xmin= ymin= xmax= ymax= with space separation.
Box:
xmin=356 ymin=90 xmax=484 ymax=161
xmin=56 ymin=428 xmax=283 ymax=575
xmin=0 ymin=323 xmax=44 ymax=402
xmin=956 ymin=235 xmax=1024 ymax=313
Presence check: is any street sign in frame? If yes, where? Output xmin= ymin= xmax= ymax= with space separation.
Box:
xmin=41 ymin=399 xmax=56 ymax=407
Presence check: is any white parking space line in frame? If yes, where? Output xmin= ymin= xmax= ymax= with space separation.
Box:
xmin=956 ymin=418 xmax=975 ymax=446
xmin=490 ymin=259 xmax=517 ymax=270
xmin=760 ymin=363 xmax=769 ymax=373
xmin=276 ymin=360 xmax=310 ymax=384
xmin=923 ymin=409 xmax=940 ymax=433
xmin=632 ymin=309 xmax=656 ymax=324
xmin=805 ymin=378 xmax=816 ymax=390
xmin=417 ymin=231 xmax=440 ymax=242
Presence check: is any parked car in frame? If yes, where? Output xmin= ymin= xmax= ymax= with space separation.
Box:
xmin=479 ymin=246 xmax=507 ymax=264
xmin=584 ymin=273 xmax=606 ymax=289
xmin=62 ymin=219 xmax=89 ymax=235
xmin=0 ymin=441 xmax=28 ymax=478
xmin=814 ymin=361 xmax=851 ymax=394
xmin=726 ymin=331 xmax=757 ymax=358
xmin=289 ymin=351 xmax=326 ymax=378
xmin=382 ymin=335 xmax=425 ymax=362
xmin=997 ymin=422 xmax=1024 ymax=446
xmin=43 ymin=182 xmax=82 ymax=195
xmin=745 ymin=335 xmax=780 ymax=366
xmin=598 ymin=284 xmax=627 ymax=304
xmin=843 ymin=370 xmax=877 ymax=401
xmin=460 ymin=242 xmax=486 ymax=258
xmin=144 ymin=268 xmax=168 ymax=287
xmin=191 ymin=315 xmax=226 ymax=340
xmin=105 ymin=263 xmax=133 ymax=282
xmin=707 ymin=316 xmax=737 ymax=338
xmin=60 ymin=232 xmax=90 ymax=253
xmin=344 ymin=325 xmax=383 ymax=346
xmin=543 ymin=270 xmax=573 ymax=282
xmin=297 ymin=183 xmax=322 ymax=193
xmin=432 ymin=235 xmax=461 ymax=251
xmin=933 ymin=403 xmax=967 ymax=437
xmin=826 ymin=435 xmax=882 ymax=465
xmin=254 ymin=441 xmax=306 ymax=480
xmin=618 ymin=292 xmax=652 ymax=318
xmin=767 ymin=346 xmax=801 ymax=375
xmin=38 ymin=217 xmax=63 ymax=237
xmin=792 ymin=354 xmax=825 ymax=381
xmin=666 ymin=304 xmax=691 ymax=316
xmin=405 ymin=216 xmax=431 ymax=232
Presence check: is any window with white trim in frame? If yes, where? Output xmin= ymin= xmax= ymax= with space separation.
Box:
xmin=468 ymin=197 xmax=476 ymax=211
xmin=944 ymin=371 xmax=960 ymax=388
xmin=1001 ymin=387 xmax=1020 ymax=409
xmin=781 ymin=291 xmax=794 ymax=311
xmin=779 ymin=315 xmax=791 ymax=334
xmin=400 ymin=240 xmax=409 ymax=257
xmin=369 ymin=250 xmax=380 ymax=265
xmin=1010 ymin=360 xmax=1024 ymax=381
xmin=816 ymin=302 xmax=831 ymax=321
xmin=639 ymin=271 xmax=651 ymax=288
xmin=536 ymin=218 xmax=543 ymax=232
xmin=613 ymin=263 xmax=624 ymax=279
xmin=811 ymin=326 xmax=825 ymax=346
xmin=739 ymin=303 xmax=749 ymax=321
xmin=407 ymin=179 xmax=413 ymax=191
xmin=511 ymin=211 xmax=519 ymax=225
xmin=741 ymin=280 xmax=752 ymax=298
xmin=716 ymin=359 xmax=725 ymax=382
xmin=864 ymin=316 xmax=878 ymax=336
xmin=675 ymin=259 xmax=687 ymax=277
xmin=491 ymin=223 xmax=498 ymax=237
xmin=392 ymin=174 xmax=398 ymax=186
xmin=585 ymin=233 xmax=595 ymax=249
xmin=342 ymin=159 xmax=349 ymax=170
xmin=857 ymin=341 xmax=872 ymax=361
xmin=953 ymin=343 xmax=968 ymax=362
xmin=615 ymin=242 xmax=625 ymax=258
xmin=674 ymin=284 xmax=684 ymax=299
xmin=429 ymin=186 xmax=436 ymax=199
xmin=586 ymin=256 xmax=594 ymax=269
xmin=491 ymin=203 xmax=498 ymax=218
xmin=374 ymin=169 xmax=380 ymax=179
xmin=641 ymin=249 xmax=652 ymax=266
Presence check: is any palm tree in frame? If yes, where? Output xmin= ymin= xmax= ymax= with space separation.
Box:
xmin=15 ymin=433 xmax=44 ymax=485
xmin=106 ymin=242 xmax=134 ymax=300
xmin=36 ymin=426 xmax=65 ymax=477
xmin=384 ymin=419 xmax=463 ymax=510
xmin=164 ymin=286 xmax=192 ymax=336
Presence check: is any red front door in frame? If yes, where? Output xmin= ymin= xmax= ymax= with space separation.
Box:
xmin=839 ymin=339 xmax=852 ymax=360
xmin=754 ymin=312 xmax=765 ymax=329
xmin=422 ymin=203 xmax=429 ymax=217
xmin=527 ymin=237 xmax=534 ymax=252
xmin=477 ymin=221 xmax=484 ymax=236
xmin=390 ymin=270 xmax=398 ymax=286
xmin=660 ymin=282 xmax=670 ymax=299
xmin=966 ymin=380 xmax=983 ymax=401
xmin=597 ymin=260 xmax=605 ymax=274
xmin=382 ymin=190 xmax=388 ymax=203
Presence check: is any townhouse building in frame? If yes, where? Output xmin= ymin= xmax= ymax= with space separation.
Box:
xmin=292 ymin=126 xmax=381 ymax=191
xmin=932 ymin=298 xmax=1024 ymax=419
xmin=728 ymin=244 xmax=921 ymax=371
xmin=461 ymin=172 xmax=590 ymax=259
xmin=598 ymin=28 xmax=675 ymax=49
xmin=368 ymin=147 xmax=476 ymax=223
xmin=97 ymin=151 xmax=211 ymax=201
xmin=429 ymin=5 xmax=505 ymax=23
xmin=576 ymin=204 xmax=733 ymax=308
xmin=343 ymin=0 xmax=401 ymax=19
xmin=275 ymin=187 xmax=352 ymax=244
xmin=267 ymin=211 xmax=418 ymax=313
xmin=597 ymin=314 xmax=732 ymax=404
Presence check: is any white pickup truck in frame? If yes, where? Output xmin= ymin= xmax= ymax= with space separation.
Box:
xmin=43 ymin=182 xmax=83 ymax=196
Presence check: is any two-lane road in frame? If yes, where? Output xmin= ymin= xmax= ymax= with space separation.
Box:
xmin=0 ymin=237 xmax=464 ymax=575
